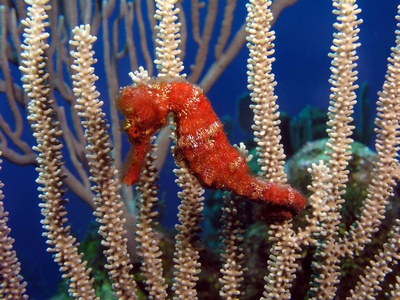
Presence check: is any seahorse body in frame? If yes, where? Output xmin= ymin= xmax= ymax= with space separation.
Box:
xmin=117 ymin=78 xmax=306 ymax=221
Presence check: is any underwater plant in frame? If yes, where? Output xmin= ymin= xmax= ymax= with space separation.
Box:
xmin=0 ymin=0 xmax=399 ymax=299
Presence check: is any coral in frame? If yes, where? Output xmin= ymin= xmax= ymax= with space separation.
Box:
xmin=289 ymin=106 xmax=328 ymax=152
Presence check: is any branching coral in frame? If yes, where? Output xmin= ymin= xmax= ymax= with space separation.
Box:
xmin=0 ymin=0 xmax=399 ymax=299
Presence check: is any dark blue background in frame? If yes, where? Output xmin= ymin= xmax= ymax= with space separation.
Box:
xmin=1 ymin=1 xmax=397 ymax=298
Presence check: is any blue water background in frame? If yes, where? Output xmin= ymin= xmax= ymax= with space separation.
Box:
xmin=0 ymin=1 xmax=397 ymax=298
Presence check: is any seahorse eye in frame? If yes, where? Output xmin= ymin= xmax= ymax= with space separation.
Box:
xmin=127 ymin=127 xmax=142 ymax=143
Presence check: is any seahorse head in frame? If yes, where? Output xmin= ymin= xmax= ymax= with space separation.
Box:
xmin=116 ymin=84 xmax=169 ymax=185
xmin=117 ymin=85 xmax=169 ymax=134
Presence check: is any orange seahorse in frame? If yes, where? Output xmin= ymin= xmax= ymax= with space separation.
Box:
xmin=117 ymin=78 xmax=306 ymax=222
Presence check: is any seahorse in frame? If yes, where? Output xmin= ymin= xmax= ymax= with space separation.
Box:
xmin=117 ymin=78 xmax=306 ymax=222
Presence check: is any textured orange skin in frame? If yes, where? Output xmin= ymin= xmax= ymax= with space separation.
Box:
xmin=117 ymin=79 xmax=306 ymax=221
